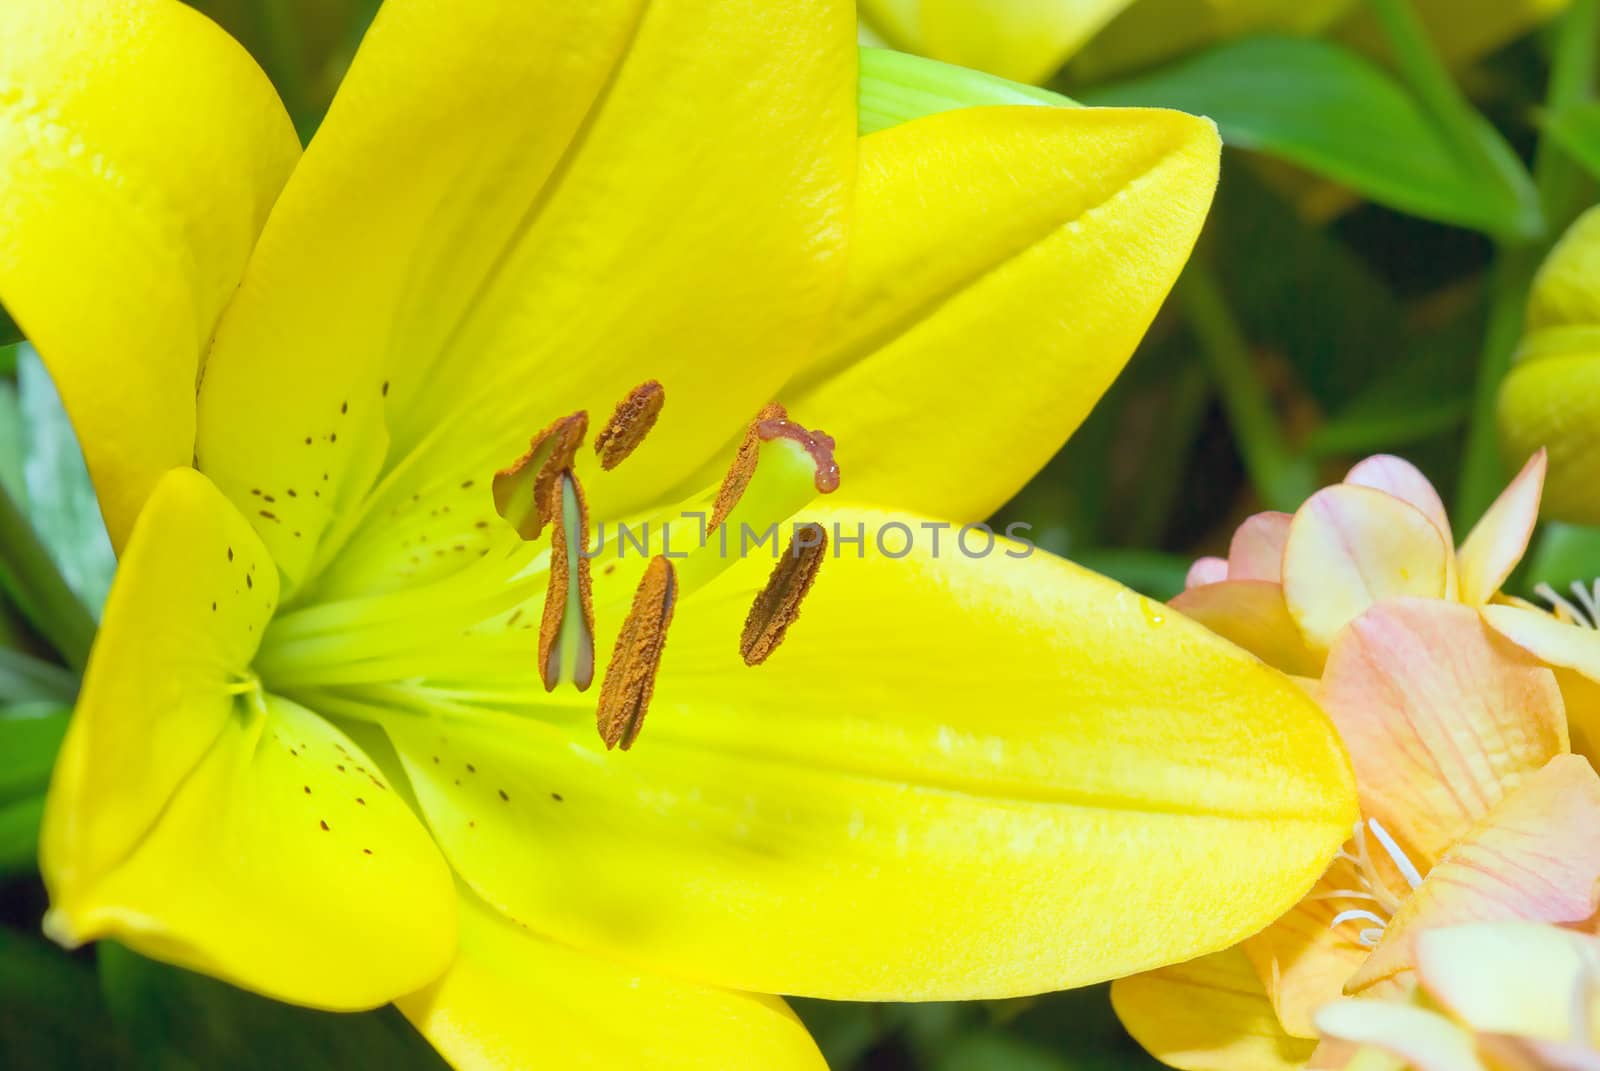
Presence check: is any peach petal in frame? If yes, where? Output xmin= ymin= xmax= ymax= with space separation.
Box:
xmin=1242 ymin=857 xmax=1382 ymax=1038
xmin=1170 ymin=580 xmax=1325 ymax=678
xmin=1456 ymin=450 xmax=1546 ymax=606
xmin=1344 ymin=455 xmax=1453 ymax=548
xmin=1314 ymin=1000 xmax=1486 ymax=1071
xmin=1187 ymin=556 xmax=1230 ymax=589
xmin=1317 ymin=599 xmax=1567 ymax=868
xmin=1412 ymin=921 xmax=1600 ymax=1043
xmin=1228 ymin=512 xmax=1293 ymax=583
xmin=1283 ymin=486 xmax=1451 ymax=652
xmin=1350 ymin=756 xmax=1600 ymax=992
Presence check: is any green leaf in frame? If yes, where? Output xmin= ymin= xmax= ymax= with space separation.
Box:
xmin=0 ymin=303 xmax=20 ymax=349
xmin=0 ymin=649 xmax=76 ymax=706
xmin=1523 ymin=523 xmax=1600 ymax=596
xmin=858 ymin=47 xmax=1076 ymax=135
xmin=1083 ymin=36 xmax=1540 ymax=238
xmin=98 ymin=943 xmax=450 ymax=1071
xmin=1543 ymin=101 xmax=1600 ymax=185
xmin=934 ymin=1032 xmax=1073 ymax=1071
xmin=0 ymin=930 xmax=136 ymax=1068
xmin=0 ymin=794 xmax=45 ymax=874
xmin=1304 ymin=311 xmax=1480 ymax=458
xmin=15 ymin=347 xmax=116 ymax=618
xmin=0 ymin=704 xmax=69 ymax=804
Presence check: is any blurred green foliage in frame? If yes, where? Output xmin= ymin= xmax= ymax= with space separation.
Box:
xmin=2 ymin=1 xmax=1600 ymax=1068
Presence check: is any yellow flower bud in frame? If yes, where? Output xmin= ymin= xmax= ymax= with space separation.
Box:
xmin=1500 ymin=206 xmax=1600 ymax=524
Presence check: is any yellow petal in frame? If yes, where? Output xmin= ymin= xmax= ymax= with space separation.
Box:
xmin=1111 ymin=947 xmax=1317 ymax=1071
xmin=398 ymin=890 xmax=824 ymax=1071
xmin=1339 ymin=0 xmax=1570 ymax=67
xmin=1455 ymin=450 xmax=1545 ymax=606
xmin=860 ymin=0 xmax=1138 ymax=84
xmin=1412 ymin=921 xmax=1600 ymax=1043
xmin=1241 ymin=858 xmax=1377 ymax=1038
xmin=195 ymin=0 xmax=856 ymax=588
xmin=1482 ymin=604 xmax=1600 ymax=763
xmin=1071 ymin=0 xmax=1356 ymax=83
xmin=1351 ymin=755 xmax=1600 ymax=992
xmin=0 ymin=0 xmax=298 ymax=547
xmin=1282 ymin=485 xmax=1452 ymax=653
xmin=41 ymin=468 xmax=278 ymax=893
xmin=782 ymin=105 xmax=1219 ymax=523
xmin=1313 ymin=1000 xmax=1486 ymax=1071
xmin=1169 ymin=580 xmax=1325 ymax=678
xmin=373 ymin=507 xmax=1354 ymax=1000
xmin=40 ymin=469 xmax=454 ymax=1009
xmin=1316 ymin=599 xmax=1566 ymax=868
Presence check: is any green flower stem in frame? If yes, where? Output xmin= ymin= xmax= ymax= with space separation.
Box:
xmin=1455 ymin=0 xmax=1599 ymax=526
xmin=1178 ymin=264 xmax=1318 ymax=512
xmin=1128 ymin=361 xmax=1211 ymax=547
xmin=0 ymin=483 xmax=94 ymax=673
xmin=1364 ymin=0 xmax=1498 ymax=165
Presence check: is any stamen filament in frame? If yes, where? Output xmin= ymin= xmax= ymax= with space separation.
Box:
xmin=539 ymin=471 xmax=596 ymax=692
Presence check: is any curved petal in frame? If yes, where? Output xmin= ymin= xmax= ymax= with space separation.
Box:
xmin=0 ymin=0 xmax=299 ymax=547
xmin=1482 ymin=605 xmax=1600 ymax=762
xmin=1313 ymin=1000 xmax=1486 ymax=1071
xmin=1111 ymin=948 xmax=1316 ymax=1071
xmin=1342 ymin=456 xmax=1452 ymax=548
xmin=1282 ymin=486 xmax=1451 ymax=653
xmin=41 ymin=470 xmax=454 ymax=1009
xmin=1188 ymin=556 xmax=1230 ymax=588
xmin=1169 ymin=580 xmax=1325 ymax=678
xmin=398 ymin=890 xmax=824 ymax=1071
xmin=1229 ymin=512 xmax=1293 ymax=582
xmin=1241 ymin=859 xmax=1375 ymax=1038
xmin=1456 ymin=450 xmax=1545 ymax=606
xmin=1317 ymin=599 xmax=1567 ymax=868
xmin=374 ymin=508 xmax=1355 ymax=1000
xmin=1351 ymin=755 xmax=1600 ymax=992
xmin=196 ymin=0 xmax=856 ymax=587
xmin=1413 ymin=922 xmax=1600 ymax=1042
xmin=780 ymin=105 xmax=1219 ymax=523
xmin=859 ymin=0 xmax=1139 ymax=84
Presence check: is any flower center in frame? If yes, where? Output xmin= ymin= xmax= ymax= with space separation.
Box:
xmin=1537 ymin=579 xmax=1600 ymax=629
xmin=255 ymin=382 xmax=839 ymax=753
xmin=1318 ymin=817 xmax=1424 ymax=948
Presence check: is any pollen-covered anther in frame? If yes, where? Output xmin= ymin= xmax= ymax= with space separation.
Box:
xmin=492 ymin=411 xmax=588 ymax=540
xmin=710 ymin=403 xmax=840 ymax=532
xmin=596 ymin=555 xmax=678 ymax=751
xmin=741 ymin=523 xmax=827 ymax=666
xmin=539 ymin=470 xmax=596 ymax=693
xmin=593 ymin=380 xmax=665 ymax=470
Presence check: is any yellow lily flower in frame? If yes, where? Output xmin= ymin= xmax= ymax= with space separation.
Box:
xmin=1 ymin=0 xmax=1355 ymax=1066
xmin=858 ymin=0 xmax=1567 ymax=86
xmin=1315 ymin=921 xmax=1600 ymax=1069
xmin=1501 ymin=205 xmax=1600 ymax=527
xmin=1113 ymin=597 xmax=1600 ymax=1071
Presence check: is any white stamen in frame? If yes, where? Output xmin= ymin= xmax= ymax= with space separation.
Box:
xmin=1572 ymin=580 xmax=1600 ymax=630
xmin=1366 ymin=816 xmax=1425 ymax=890
xmin=1325 ymin=818 xmax=1429 ymax=948
xmin=1329 ymin=908 xmax=1388 ymax=929
xmin=1537 ymin=581 xmax=1599 ymax=629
